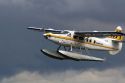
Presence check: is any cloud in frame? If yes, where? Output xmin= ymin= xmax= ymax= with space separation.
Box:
xmin=1 ymin=0 xmax=125 ymax=24
xmin=1 ymin=68 xmax=125 ymax=83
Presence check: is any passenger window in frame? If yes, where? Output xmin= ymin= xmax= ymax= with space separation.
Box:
xmin=86 ymin=38 xmax=88 ymax=42
xmin=89 ymin=39 xmax=91 ymax=42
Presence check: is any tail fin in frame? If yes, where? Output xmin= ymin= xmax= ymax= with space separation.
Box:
xmin=108 ymin=26 xmax=124 ymax=41
xmin=114 ymin=26 xmax=124 ymax=41
xmin=109 ymin=26 xmax=124 ymax=55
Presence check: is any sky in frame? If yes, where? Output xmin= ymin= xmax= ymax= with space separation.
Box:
xmin=0 ymin=0 xmax=125 ymax=83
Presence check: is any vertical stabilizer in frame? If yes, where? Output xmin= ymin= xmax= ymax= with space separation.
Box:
xmin=108 ymin=26 xmax=124 ymax=41
xmin=114 ymin=26 xmax=124 ymax=41
xmin=109 ymin=26 xmax=124 ymax=55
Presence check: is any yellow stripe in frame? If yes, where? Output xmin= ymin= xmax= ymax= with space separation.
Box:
xmin=107 ymin=36 xmax=124 ymax=41
xmin=47 ymin=33 xmax=74 ymax=40
xmin=47 ymin=33 xmax=117 ymax=50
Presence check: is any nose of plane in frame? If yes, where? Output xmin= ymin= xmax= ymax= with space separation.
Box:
xmin=43 ymin=33 xmax=51 ymax=39
xmin=43 ymin=34 xmax=48 ymax=39
xmin=43 ymin=33 xmax=47 ymax=36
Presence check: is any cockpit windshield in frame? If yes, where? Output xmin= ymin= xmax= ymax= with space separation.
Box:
xmin=61 ymin=31 xmax=69 ymax=34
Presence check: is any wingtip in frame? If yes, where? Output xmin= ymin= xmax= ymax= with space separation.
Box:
xmin=27 ymin=27 xmax=36 ymax=29
xmin=101 ymin=58 xmax=106 ymax=62
xmin=27 ymin=27 xmax=33 ymax=30
xmin=27 ymin=27 xmax=44 ymax=31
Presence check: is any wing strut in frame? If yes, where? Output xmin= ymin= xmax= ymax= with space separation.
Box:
xmin=84 ymin=47 xmax=90 ymax=55
xmin=70 ymin=45 xmax=73 ymax=51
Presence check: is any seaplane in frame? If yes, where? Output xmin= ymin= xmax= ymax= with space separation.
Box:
xmin=27 ymin=26 xmax=125 ymax=62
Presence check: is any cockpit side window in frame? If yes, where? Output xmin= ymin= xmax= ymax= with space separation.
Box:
xmin=67 ymin=33 xmax=71 ymax=37
xmin=79 ymin=37 xmax=84 ymax=40
xmin=89 ymin=39 xmax=92 ymax=42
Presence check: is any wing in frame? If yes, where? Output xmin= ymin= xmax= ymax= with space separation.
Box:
xmin=27 ymin=27 xmax=44 ymax=31
xmin=74 ymin=31 xmax=125 ymax=37
xmin=27 ymin=27 xmax=63 ymax=33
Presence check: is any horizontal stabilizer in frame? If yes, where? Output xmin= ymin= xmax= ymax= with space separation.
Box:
xmin=112 ymin=39 xmax=125 ymax=43
xmin=58 ymin=50 xmax=105 ymax=62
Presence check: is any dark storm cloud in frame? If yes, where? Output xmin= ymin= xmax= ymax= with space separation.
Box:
xmin=1 ymin=0 xmax=125 ymax=24
xmin=0 ymin=0 xmax=125 ymax=80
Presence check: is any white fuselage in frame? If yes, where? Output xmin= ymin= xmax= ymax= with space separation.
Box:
xmin=44 ymin=32 xmax=118 ymax=51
